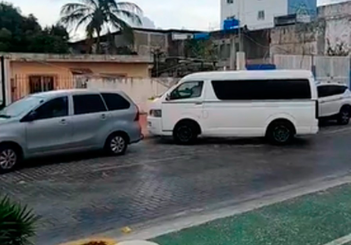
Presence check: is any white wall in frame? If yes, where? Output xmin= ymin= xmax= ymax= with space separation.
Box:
xmin=220 ymin=0 xmax=288 ymax=30
xmin=86 ymin=77 xmax=179 ymax=113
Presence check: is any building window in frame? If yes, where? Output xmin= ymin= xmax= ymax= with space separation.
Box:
xmin=227 ymin=0 xmax=233 ymax=3
xmin=258 ymin=10 xmax=265 ymax=20
xmin=29 ymin=75 xmax=55 ymax=94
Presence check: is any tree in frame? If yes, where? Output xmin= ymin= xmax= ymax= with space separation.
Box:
xmin=0 ymin=2 xmax=69 ymax=53
xmin=60 ymin=0 xmax=142 ymax=54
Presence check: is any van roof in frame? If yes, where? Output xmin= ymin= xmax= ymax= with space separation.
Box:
xmin=183 ymin=70 xmax=314 ymax=81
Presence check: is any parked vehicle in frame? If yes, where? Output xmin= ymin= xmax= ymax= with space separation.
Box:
xmin=0 ymin=89 xmax=143 ymax=172
xmin=317 ymin=83 xmax=351 ymax=125
xmin=148 ymin=70 xmax=319 ymax=145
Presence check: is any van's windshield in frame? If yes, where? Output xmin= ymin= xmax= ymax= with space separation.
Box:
xmin=0 ymin=95 xmax=44 ymax=118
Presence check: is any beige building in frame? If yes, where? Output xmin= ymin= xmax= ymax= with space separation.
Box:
xmin=1 ymin=53 xmax=152 ymax=102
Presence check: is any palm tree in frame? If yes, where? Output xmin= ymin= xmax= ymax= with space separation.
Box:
xmin=60 ymin=0 xmax=142 ymax=53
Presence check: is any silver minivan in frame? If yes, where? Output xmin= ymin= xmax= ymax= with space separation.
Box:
xmin=0 ymin=89 xmax=143 ymax=172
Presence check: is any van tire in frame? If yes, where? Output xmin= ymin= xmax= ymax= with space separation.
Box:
xmin=266 ymin=120 xmax=295 ymax=145
xmin=105 ymin=132 xmax=128 ymax=155
xmin=173 ymin=121 xmax=198 ymax=145
xmin=337 ymin=106 xmax=350 ymax=125
xmin=0 ymin=144 xmax=21 ymax=173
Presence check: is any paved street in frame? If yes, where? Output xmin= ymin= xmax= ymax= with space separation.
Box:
xmin=1 ymin=123 xmax=351 ymax=245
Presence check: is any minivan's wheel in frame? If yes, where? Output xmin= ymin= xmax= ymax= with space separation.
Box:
xmin=338 ymin=107 xmax=350 ymax=125
xmin=0 ymin=145 xmax=20 ymax=173
xmin=173 ymin=121 xmax=198 ymax=145
xmin=105 ymin=133 xmax=128 ymax=155
xmin=266 ymin=121 xmax=295 ymax=145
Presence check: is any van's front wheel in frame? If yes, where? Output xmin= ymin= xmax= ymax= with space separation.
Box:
xmin=173 ymin=121 xmax=198 ymax=145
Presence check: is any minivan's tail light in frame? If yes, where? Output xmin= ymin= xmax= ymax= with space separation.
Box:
xmin=149 ymin=109 xmax=162 ymax=117
xmin=134 ymin=107 xmax=140 ymax=121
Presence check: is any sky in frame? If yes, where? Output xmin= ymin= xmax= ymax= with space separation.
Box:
xmin=8 ymin=0 xmax=348 ymax=36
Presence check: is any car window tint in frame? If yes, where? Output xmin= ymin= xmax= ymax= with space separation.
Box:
xmin=35 ymin=96 xmax=68 ymax=120
xmin=211 ymin=79 xmax=311 ymax=100
xmin=336 ymin=85 xmax=348 ymax=94
xmin=317 ymin=86 xmax=330 ymax=97
xmin=101 ymin=93 xmax=130 ymax=110
xmin=170 ymin=81 xmax=203 ymax=100
xmin=73 ymin=94 xmax=106 ymax=115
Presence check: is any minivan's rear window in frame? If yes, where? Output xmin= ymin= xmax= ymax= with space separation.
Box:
xmin=211 ymin=79 xmax=311 ymax=100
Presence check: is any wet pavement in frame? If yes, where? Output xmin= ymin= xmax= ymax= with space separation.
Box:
xmin=1 ymin=123 xmax=351 ymax=245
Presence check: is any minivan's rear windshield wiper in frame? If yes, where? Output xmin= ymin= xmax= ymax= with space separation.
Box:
xmin=0 ymin=114 xmax=11 ymax=118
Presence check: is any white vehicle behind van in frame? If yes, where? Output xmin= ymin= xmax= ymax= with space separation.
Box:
xmin=147 ymin=70 xmax=319 ymax=145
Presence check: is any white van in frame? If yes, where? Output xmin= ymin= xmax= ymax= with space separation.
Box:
xmin=147 ymin=70 xmax=319 ymax=144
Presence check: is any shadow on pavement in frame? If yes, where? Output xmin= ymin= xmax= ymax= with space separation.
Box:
xmin=154 ymin=136 xmax=311 ymax=147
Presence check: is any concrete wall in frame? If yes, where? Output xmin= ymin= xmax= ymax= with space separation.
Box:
xmin=270 ymin=24 xmax=319 ymax=56
xmin=86 ymin=77 xmax=179 ymax=113
xmin=132 ymin=30 xmax=168 ymax=56
xmin=220 ymin=0 xmax=288 ymax=30
xmin=273 ymin=54 xmax=350 ymax=85
xmin=318 ymin=1 xmax=351 ymax=55
xmin=271 ymin=1 xmax=351 ymax=57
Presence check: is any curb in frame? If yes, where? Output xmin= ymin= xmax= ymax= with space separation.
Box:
xmin=58 ymin=238 xmax=159 ymax=245
xmin=106 ymin=172 xmax=351 ymax=242
xmin=58 ymin=237 xmax=117 ymax=245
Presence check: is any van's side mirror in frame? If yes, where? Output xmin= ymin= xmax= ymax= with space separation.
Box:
xmin=166 ymin=93 xmax=171 ymax=101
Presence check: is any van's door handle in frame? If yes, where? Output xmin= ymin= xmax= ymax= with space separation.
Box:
xmin=195 ymin=102 xmax=202 ymax=105
xmin=101 ymin=114 xmax=106 ymax=120
xmin=60 ymin=119 xmax=66 ymax=125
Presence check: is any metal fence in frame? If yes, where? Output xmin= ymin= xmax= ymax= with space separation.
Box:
xmin=11 ymin=74 xmax=75 ymax=101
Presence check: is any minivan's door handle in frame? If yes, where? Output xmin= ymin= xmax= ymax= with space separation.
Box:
xmin=101 ymin=114 xmax=106 ymax=120
xmin=60 ymin=119 xmax=66 ymax=125
xmin=195 ymin=102 xmax=202 ymax=105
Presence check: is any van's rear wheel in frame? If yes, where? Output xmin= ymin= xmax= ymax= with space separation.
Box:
xmin=266 ymin=121 xmax=294 ymax=145
xmin=173 ymin=121 xmax=198 ymax=145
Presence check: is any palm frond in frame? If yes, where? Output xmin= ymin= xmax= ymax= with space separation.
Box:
xmin=114 ymin=9 xmax=141 ymax=25
xmin=60 ymin=3 xmax=89 ymax=15
xmin=0 ymin=195 xmax=38 ymax=245
xmin=60 ymin=12 xmax=86 ymax=28
xmin=78 ymin=0 xmax=99 ymax=8
xmin=116 ymin=1 xmax=143 ymax=15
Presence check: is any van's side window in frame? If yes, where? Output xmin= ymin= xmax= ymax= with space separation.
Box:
xmin=211 ymin=79 xmax=311 ymax=100
xmin=170 ymin=81 xmax=203 ymax=100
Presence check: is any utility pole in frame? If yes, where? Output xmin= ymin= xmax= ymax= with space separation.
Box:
xmin=238 ymin=0 xmax=242 ymax=53
xmin=236 ymin=0 xmax=246 ymax=70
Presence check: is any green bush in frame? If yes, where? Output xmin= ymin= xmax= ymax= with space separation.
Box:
xmin=0 ymin=196 xmax=38 ymax=245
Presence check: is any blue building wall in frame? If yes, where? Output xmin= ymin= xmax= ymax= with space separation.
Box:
xmin=287 ymin=0 xmax=317 ymax=16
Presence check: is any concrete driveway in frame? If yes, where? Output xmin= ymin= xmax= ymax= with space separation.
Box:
xmin=0 ymin=124 xmax=350 ymax=245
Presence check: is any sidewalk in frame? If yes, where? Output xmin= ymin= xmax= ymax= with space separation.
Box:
xmin=151 ymin=184 xmax=351 ymax=245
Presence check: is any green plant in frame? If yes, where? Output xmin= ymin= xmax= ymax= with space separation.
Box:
xmin=0 ymin=196 xmax=38 ymax=245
